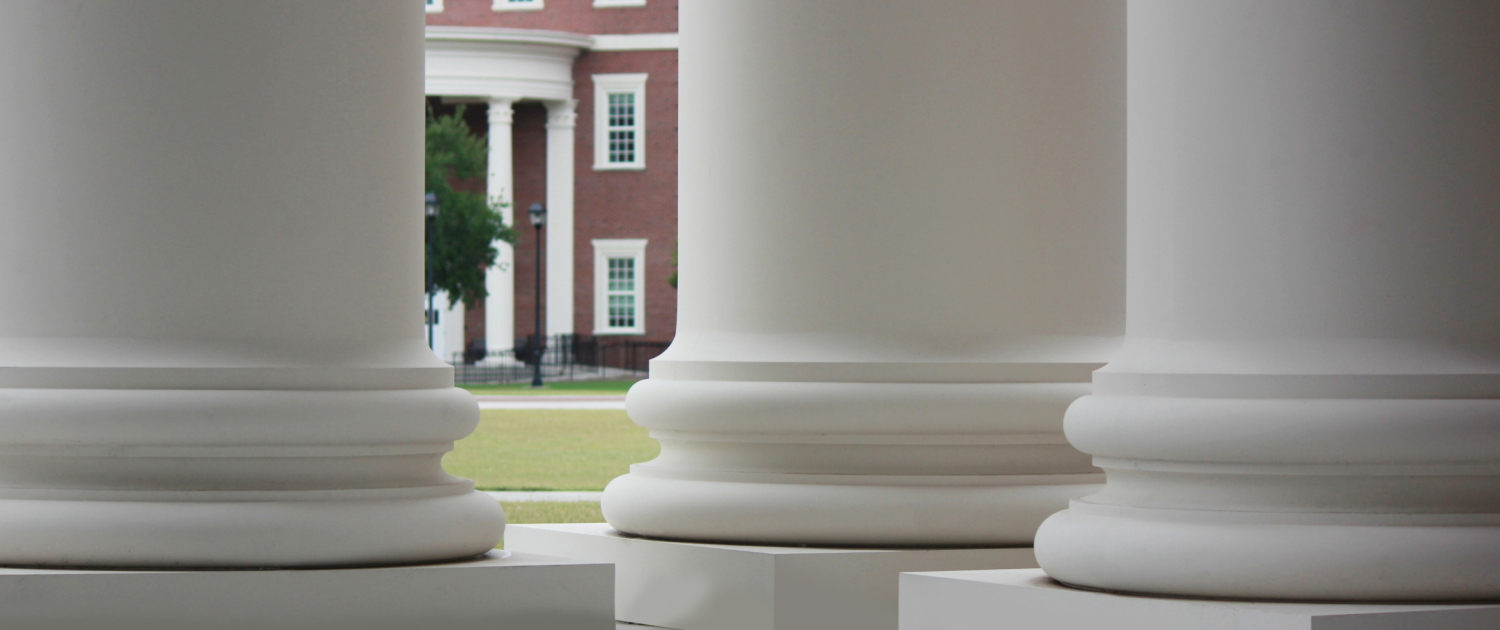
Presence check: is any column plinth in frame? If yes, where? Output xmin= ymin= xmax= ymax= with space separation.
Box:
xmin=0 ymin=1 xmax=503 ymax=568
xmin=600 ymin=0 xmax=1125 ymax=546
xmin=1034 ymin=0 xmax=1500 ymax=601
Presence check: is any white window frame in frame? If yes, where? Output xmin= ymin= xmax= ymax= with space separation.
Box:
xmin=594 ymin=0 xmax=647 ymax=7
xmin=426 ymin=0 xmax=444 ymax=13
xmin=593 ymin=73 xmax=648 ymax=171
xmin=592 ymin=239 xmax=648 ymax=335
xmin=493 ymin=0 xmax=544 ymax=12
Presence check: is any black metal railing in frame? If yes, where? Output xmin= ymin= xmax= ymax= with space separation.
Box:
xmin=448 ymin=334 xmax=670 ymax=385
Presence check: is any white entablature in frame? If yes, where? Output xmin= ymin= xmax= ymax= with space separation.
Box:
xmin=425 ymin=26 xmax=591 ymax=102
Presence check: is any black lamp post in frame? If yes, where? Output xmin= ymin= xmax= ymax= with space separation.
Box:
xmin=528 ymin=202 xmax=547 ymax=388
xmin=424 ymin=192 xmax=441 ymax=351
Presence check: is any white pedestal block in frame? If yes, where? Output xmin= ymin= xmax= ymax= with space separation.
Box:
xmin=507 ymin=523 xmax=1037 ymax=630
xmin=0 ymin=551 xmax=613 ymax=630
xmin=900 ymin=569 xmax=1500 ymax=630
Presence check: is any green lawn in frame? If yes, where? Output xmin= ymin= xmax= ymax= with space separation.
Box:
xmin=444 ymin=409 xmax=659 ymax=491
xmin=500 ymin=501 xmax=604 ymax=524
xmin=462 ymin=380 xmax=639 ymax=396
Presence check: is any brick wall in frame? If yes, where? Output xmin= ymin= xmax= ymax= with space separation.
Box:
xmin=427 ymin=1 xmax=679 ymax=349
xmin=571 ymin=49 xmax=678 ymax=343
xmin=428 ymin=0 xmax=677 ymax=35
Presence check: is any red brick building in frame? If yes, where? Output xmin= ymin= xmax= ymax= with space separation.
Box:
xmin=424 ymin=0 xmax=677 ymax=359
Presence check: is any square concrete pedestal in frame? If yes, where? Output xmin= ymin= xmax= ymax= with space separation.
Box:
xmin=900 ymin=569 xmax=1500 ymax=630
xmin=0 ymin=550 xmax=613 ymax=630
xmin=506 ymin=523 xmax=1037 ymax=630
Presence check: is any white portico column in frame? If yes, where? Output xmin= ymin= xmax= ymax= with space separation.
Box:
xmin=0 ymin=1 xmax=503 ymax=567
xmin=545 ymin=99 xmax=578 ymax=336
xmin=601 ymin=0 xmax=1124 ymax=546
xmin=485 ymin=98 xmax=517 ymax=354
xmin=1035 ymin=0 xmax=1500 ymax=601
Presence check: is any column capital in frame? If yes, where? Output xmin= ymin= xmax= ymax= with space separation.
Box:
xmin=545 ymin=99 xmax=578 ymax=129
xmin=486 ymin=98 xmax=516 ymax=126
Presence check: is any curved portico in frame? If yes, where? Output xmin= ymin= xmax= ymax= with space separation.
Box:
xmin=425 ymin=26 xmax=589 ymax=353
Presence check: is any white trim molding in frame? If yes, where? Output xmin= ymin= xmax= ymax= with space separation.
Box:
xmin=590 ymin=33 xmax=679 ymax=52
xmin=592 ymin=239 xmax=648 ymax=335
xmin=425 ymin=27 xmax=590 ymax=103
xmin=426 ymin=0 xmax=444 ymax=13
xmin=493 ymin=0 xmax=544 ymax=12
xmin=592 ymin=73 xmax=648 ymax=171
xmin=594 ymin=0 xmax=647 ymax=8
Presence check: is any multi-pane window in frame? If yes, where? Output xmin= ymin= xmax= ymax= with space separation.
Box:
xmin=606 ymin=258 xmax=636 ymax=328
xmin=593 ymin=74 xmax=648 ymax=170
xmin=606 ymin=93 xmax=637 ymax=164
xmin=493 ymin=0 xmax=543 ymax=11
xmin=593 ymin=239 xmax=647 ymax=334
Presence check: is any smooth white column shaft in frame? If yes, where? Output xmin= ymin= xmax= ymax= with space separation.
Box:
xmin=0 ymin=0 xmax=503 ymax=567
xmin=1035 ymin=0 xmax=1500 ymax=601
xmin=602 ymin=0 xmax=1124 ymax=546
xmin=486 ymin=98 xmax=517 ymax=352
xmin=545 ymin=99 xmax=578 ymax=336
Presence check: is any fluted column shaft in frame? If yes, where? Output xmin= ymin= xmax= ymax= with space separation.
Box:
xmin=1035 ymin=0 xmax=1500 ymax=601
xmin=601 ymin=0 xmax=1125 ymax=546
xmin=0 ymin=0 xmax=503 ymax=567
xmin=485 ymin=98 xmax=517 ymax=353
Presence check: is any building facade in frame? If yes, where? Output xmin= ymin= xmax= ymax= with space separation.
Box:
xmin=425 ymin=0 xmax=678 ymax=359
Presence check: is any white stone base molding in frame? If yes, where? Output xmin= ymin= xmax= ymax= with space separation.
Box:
xmin=900 ymin=569 xmax=1500 ymax=630
xmin=507 ymin=523 xmax=1037 ymax=630
xmin=0 ymin=551 xmax=612 ymax=630
xmin=0 ymin=0 xmax=505 ymax=569
xmin=1032 ymin=0 xmax=1500 ymax=602
xmin=603 ymin=0 xmax=1125 ymax=547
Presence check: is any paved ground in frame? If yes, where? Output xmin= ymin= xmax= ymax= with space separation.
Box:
xmin=475 ymin=395 xmax=627 ymax=410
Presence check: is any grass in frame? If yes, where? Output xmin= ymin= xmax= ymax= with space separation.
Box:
xmin=461 ymin=380 xmax=639 ymax=397
xmin=444 ymin=409 xmax=659 ymax=491
xmin=499 ymin=501 xmax=604 ymax=524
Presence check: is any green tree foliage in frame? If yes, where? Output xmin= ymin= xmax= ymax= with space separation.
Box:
xmin=426 ymin=106 xmax=514 ymax=308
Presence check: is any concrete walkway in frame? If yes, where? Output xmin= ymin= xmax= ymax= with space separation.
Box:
xmin=475 ymin=395 xmax=627 ymax=410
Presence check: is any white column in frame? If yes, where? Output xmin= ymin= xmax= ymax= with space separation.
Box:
xmin=0 ymin=0 xmax=503 ymax=567
xmin=485 ymin=98 xmax=517 ymax=354
xmin=544 ymin=99 xmax=578 ymax=336
xmin=1035 ymin=0 xmax=1500 ymax=601
xmin=601 ymin=0 xmax=1124 ymax=546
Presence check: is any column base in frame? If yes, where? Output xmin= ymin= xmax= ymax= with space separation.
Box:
xmin=0 ymin=550 xmax=612 ymax=630
xmin=506 ymin=523 xmax=1036 ymax=630
xmin=900 ymin=569 xmax=1500 ymax=630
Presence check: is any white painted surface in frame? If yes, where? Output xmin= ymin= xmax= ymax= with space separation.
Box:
xmin=0 ymin=551 xmax=613 ymax=630
xmin=488 ymin=491 xmax=604 ymax=502
xmin=593 ymin=239 xmax=649 ymax=335
xmin=592 ymin=73 xmax=649 ymax=171
xmin=602 ymin=0 xmax=1125 ymax=547
xmin=546 ymin=99 xmax=579 ymax=335
xmin=425 ymin=26 xmax=588 ymax=102
xmin=592 ymin=33 xmax=679 ymax=52
xmin=0 ymin=0 xmax=503 ymax=567
xmin=900 ymin=569 xmax=1500 ymax=630
xmin=508 ymin=523 xmax=1037 ymax=630
xmin=1033 ymin=0 xmax=1500 ymax=601
xmin=485 ymin=99 xmax=517 ymax=354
